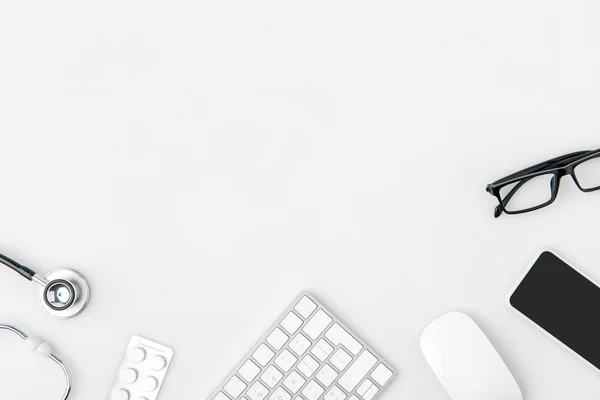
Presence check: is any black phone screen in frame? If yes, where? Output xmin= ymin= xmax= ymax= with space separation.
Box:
xmin=510 ymin=251 xmax=600 ymax=369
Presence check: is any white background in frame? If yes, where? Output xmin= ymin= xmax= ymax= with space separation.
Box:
xmin=1 ymin=1 xmax=600 ymax=399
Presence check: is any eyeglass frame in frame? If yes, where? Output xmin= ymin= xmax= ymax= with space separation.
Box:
xmin=486 ymin=149 xmax=600 ymax=217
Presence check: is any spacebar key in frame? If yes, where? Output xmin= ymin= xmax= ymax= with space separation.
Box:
xmin=338 ymin=350 xmax=378 ymax=392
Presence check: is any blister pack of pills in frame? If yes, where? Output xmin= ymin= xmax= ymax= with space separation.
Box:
xmin=107 ymin=335 xmax=174 ymax=400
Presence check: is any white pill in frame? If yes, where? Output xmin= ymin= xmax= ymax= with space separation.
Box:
xmin=151 ymin=355 xmax=167 ymax=371
xmin=112 ymin=389 xmax=130 ymax=400
xmin=136 ymin=398 xmax=149 ymax=400
xmin=121 ymin=368 xmax=138 ymax=384
xmin=143 ymin=376 xmax=159 ymax=391
xmin=128 ymin=347 xmax=146 ymax=363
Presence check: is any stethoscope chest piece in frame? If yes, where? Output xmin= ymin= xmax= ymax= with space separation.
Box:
xmin=39 ymin=269 xmax=90 ymax=319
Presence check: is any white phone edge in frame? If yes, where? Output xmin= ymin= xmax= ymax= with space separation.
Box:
xmin=506 ymin=249 xmax=600 ymax=375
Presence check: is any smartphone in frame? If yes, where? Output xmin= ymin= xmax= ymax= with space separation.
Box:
xmin=508 ymin=250 xmax=600 ymax=371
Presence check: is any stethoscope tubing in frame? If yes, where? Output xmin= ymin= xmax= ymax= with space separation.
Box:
xmin=0 ymin=251 xmax=91 ymax=318
xmin=0 ymin=252 xmax=36 ymax=280
xmin=0 ymin=324 xmax=72 ymax=400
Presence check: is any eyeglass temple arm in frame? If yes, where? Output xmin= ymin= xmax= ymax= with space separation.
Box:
xmin=492 ymin=151 xmax=590 ymax=186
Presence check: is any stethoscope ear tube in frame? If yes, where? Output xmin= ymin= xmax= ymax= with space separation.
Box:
xmin=0 ymin=324 xmax=72 ymax=400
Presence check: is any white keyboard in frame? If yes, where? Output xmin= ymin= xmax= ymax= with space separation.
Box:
xmin=209 ymin=292 xmax=395 ymax=400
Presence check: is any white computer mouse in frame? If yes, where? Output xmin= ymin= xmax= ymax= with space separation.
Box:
xmin=420 ymin=312 xmax=523 ymax=400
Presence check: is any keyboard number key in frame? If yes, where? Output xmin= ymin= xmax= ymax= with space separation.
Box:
xmin=224 ymin=376 xmax=247 ymax=398
xmin=330 ymin=348 xmax=352 ymax=371
xmin=269 ymin=387 xmax=292 ymax=400
xmin=275 ymin=349 xmax=298 ymax=372
xmin=267 ymin=328 xmax=289 ymax=351
xmin=283 ymin=371 xmax=306 ymax=394
xmin=281 ymin=312 xmax=303 ymax=334
xmin=316 ymin=364 xmax=338 ymax=387
xmin=248 ymin=382 xmax=270 ymax=400
xmin=297 ymin=354 xmax=320 ymax=378
xmin=303 ymin=310 xmax=333 ymax=340
xmin=253 ymin=344 xmax=275 ymax=366
xmin=289 ymin=333 xmax=311 ymax=356
xmin=294 ymin=296 xmax=317 ymax=318
xmin=239 ymin=360 xmax=261 ymax=382
xmin=302 ymin=380 xmax=324 ymax=400
xmin=261 ymin=365 xmax=284 ymax=388
xmin=311 ymin=339 xmax=333 ymax=362
xmin=324 ymin=386 xmax=346 ymax=400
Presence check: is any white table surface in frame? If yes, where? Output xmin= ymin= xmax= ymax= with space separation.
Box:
xmin=1 ymin=1 xmax=600 ymax=399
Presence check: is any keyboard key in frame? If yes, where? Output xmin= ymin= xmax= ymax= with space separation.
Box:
xmin=363 ymin=385 xmax=379 ymax=400
xmin=267 ymin=328 xmax=290 ymax=351
xmin=303 ymin=310 xmax=332 ymax=340
xmin=283 ymin=371 xmax=306 ymax=394
xmin=324 ymin=386 xmax=346 ymax=400
xmin=370 ymin=364 xmax=393 ymax=386
xmin=302 ymin=380 xmax=324 ymax=400
xmin=275 ymin=349 xmax=298 ymax=372
xmin=295 ymin=296 xmax=317 ymax=318
xmin=225 ymin=376 xmax=247 ymax=398
xmin=297 ymin=355 xmax=319 ymax=378
xmin=248 ymin=382 xmax=270 ymax=400
xmin=338 ymin=350 xmax=377 ymax=392
xmin=253 ymin=344 xmax=275 ymax=366
xmin=281 ymin=312 xmax=303 ymax=334
xmin=316 ymin=364 xmax=338 ymax=387
xmin=325 ymin=324 xmax=362 ymax=355
xmin=214 ymin=392 xmax=230 ymax=400
xmin=261 ymin=365 xmax=284 ymax=388
xmin=330 ymin=348 xmax=352 ymax=371
xmin=269 ymin=387 xmax=292 ymax=400
xmin=311 ymin=339 xmax=333 ymax=362
xmin=210 ymin=293 xmax=395 ymax=400
xmin=239 ymin=360 xmax=261 ymax=382
xmin=357 ymin=379 xmax=374 ymax=396
xmin=289 ymin=333 xmax=311 ymax=356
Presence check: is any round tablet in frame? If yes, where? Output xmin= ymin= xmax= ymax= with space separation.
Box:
xmin=151 ymin=355 xmax=167 ymax=371
xmin=112 ymin=389 xmax=130 ymax=400
xmin=143 ymin=376 xmax=159 ymax=392
xmin=128 ymin=347 xmax=146 ymax=363
xmin=121 ymin=368 xmax=138 ymax=384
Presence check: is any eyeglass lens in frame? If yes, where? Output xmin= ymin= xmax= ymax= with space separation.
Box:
xmin=499 ymin=174 xmax=555 ymax=212
xmin=574 ymin=155 xmax=600 ymax=190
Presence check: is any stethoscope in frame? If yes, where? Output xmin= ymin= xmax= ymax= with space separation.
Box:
xmin=0 ymin=252 xmax=90 ymax=319
xmin=0 ymin=251 xmax=89 ymax=399
xmin=0 ymin=324 xmax=71 ymax=400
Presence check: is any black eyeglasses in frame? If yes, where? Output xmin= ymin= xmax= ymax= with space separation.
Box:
xmin=486 ymin=149 xmax=600 ymax=217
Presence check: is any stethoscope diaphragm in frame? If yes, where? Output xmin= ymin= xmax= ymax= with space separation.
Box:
xmin=39 ymin=269 xmax=90 ymax=319
xmin=0 ymin=251 xmax=90 ymax=319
